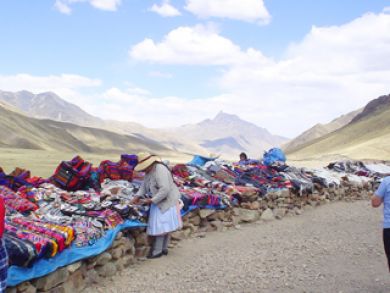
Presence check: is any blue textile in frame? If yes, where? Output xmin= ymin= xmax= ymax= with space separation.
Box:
xmin=188 ymin=155 xmax=216 ymax=167
xmin=7 ymin=220 xmax=146 ymax=287
xmin=375 ymin=176 xmax=390 ymax=229
xmin=147 ymin=204 xmax=181 ymax=236
xmin=263 ymin=148 xmax=286 ymax=166
xmin=0 ymin=239 xmax=8 ymax=293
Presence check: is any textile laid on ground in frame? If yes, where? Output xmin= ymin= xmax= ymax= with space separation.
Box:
xmin=0 ymin=151 xmax=389 ymax=288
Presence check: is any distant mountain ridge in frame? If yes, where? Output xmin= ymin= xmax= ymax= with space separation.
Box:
xmin=162 ymin=111 xmax=289 ymax=158
xmin=284 ymin=108 xmax=362 ymax=153
xmin=0 ymin=90 xmax=289 ymax=159
xmin=0 ymin=90 xmax=104 ymax=127
xmin=0 ymin=102 xmax=171 ymax=154
xmin=287 ymin=93 xmax=390 ymax=161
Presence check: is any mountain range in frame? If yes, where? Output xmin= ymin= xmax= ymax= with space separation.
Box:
xmin=0 ymin=90 xmax=288 ymax=159
xmin=1 ymin=89 xmax=389 ymax=162
xmin=287 ymin=94 xmax=390 ymax=161
xmin=283 ymin=108 xmax=362 ymax=153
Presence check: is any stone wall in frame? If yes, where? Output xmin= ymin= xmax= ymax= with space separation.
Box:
xmin=7 ymin=182 xmax=373 ymax=293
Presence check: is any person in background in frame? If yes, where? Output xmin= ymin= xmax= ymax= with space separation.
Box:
xmin=0 ymin=196 xmax=8 ymax=292
xmin=372 ymin=176 xmax=390 ymax=272
xmin=131 ymin=153 xmax=182 ymax=259
xmin=238 ymin=152 xmax=259 ymax=166
xmin=239 ymin=152 xmax=248 ymax=164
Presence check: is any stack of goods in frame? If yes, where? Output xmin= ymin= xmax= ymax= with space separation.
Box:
xmin=262 ymin=148 xmax=287 ymax=169
xmin=99 ymin=154 xmax=138 ymax=182
xmin=50 ymin=156 xmax=93 ymax=191
xmin=4 ymin=218 xmax=74 ymax=267
xmin=0 ymin=186 xmax=38 ymax=214
xmin=365 ymin=163 xmax=390 ymax=177
xmin=234 ymin=164 xmax=292 ymax=195
xmin=1 ymin=177 xmax=149 ymax=267
xmin=326 ymin=160 xmax=390 ymax=188
xmin=327 ymin=161 xmax=370 ymax=176
xmin=280 ymin=167 xmax=314 ymax=194
xmin=0 ymin=167 xmax=34 ymax=191
xmin=302 ymin=168 xmax=342 ymax=188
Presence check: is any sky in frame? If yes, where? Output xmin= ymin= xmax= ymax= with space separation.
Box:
xmin=0 ymin=0 xmax=390 ymax=137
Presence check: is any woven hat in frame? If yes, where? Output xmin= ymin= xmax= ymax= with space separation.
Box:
xmin=134 ymin=152 xmax=162 ymax=172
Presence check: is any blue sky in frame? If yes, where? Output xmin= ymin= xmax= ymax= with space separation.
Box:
xmin=0 ymin=0 xmax=390 ymax=136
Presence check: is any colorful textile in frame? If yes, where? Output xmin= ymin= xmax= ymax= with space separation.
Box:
xmin=0 ymin=186 xmax=38 ymax=213
xmin=0 ymin=239 xmax=8 ymax=292
xmin=50 ymin=156 xmax=92 ymax=191
xmin=3 ymin=233 xmax=37 ymax=267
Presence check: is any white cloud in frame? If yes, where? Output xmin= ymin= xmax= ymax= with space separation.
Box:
xmin=150 ymin=1 xmax=181 ymax=17
xmin=216 ymin=11 xmax=390 ymax=135
xmin=185 ymin=0 xmax=271 ymax=24
xmin=54 ymin=0 xmax=121 ymax=14
xmin=4 ymin=11 xmax=390 ymax=137
xmin=54 ymin=0 xmax=71 ymax=14
xmin=383 ymin=7 xmax=390 ymax=13
xmin=129 ymin=24 xmax=269 ymax=65
xmin=129 ymin=11 xmax=390 ymax=136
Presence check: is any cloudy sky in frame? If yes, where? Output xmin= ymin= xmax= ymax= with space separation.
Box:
xmin=0 ymin=0 xmax=390 ymax=137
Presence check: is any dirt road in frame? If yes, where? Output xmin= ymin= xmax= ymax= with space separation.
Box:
xmin=86 ymin=201 xmax=390 ymax=293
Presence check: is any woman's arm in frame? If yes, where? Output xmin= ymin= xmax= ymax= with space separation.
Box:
xmin=372 ymin=195 xmax=383 ymax=208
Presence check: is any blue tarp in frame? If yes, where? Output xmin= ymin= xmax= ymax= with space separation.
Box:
xmin=187 ymin=155 xmax=217 ymax=167
xmin=7 ymin=220 xmax=147 ymax=287
xmin=7 ymin=205 xmax=228 ymax=286
xmin=263 ymin=148 xmax=286 ymax=166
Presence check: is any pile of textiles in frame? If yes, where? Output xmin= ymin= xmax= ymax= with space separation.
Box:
xmin=99 ymin=154 xmax=138 ymax=182
xmin=0 ymin=186 xmax=38 ymax=214
xmin=327 ymin=160 xmax=375 ymax=177
xmin=326 ymin=160 xmax=390 ymax=187
xmin=234 ymin=165 xmax=292 ymax=195
xmin=364 ymin=163 xmax=390 ymax=177
xmin=50 ymin=156 xmax=93 ymax=191
xmin=4 ymin=218 xmax=74 ymax=266
xmin=304 ymin=168 xmax=341 ymax=188
xmin=173 ymin=161 xmax=290 ymax=206
xmin=0 ymin=167 xmax=34 ymax=192
xmin=2 ymin=179 xmax=149 ymax=267
xmin=280 ymin=167 xmax=313 ymax=194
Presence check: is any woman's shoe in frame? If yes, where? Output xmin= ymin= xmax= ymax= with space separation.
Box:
xmin=162 ymin=249 xmax=168 ymax=256
xmin=147 ymin=252 xmax=163 ymax=259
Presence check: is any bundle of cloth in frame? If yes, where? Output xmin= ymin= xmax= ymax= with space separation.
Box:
xmin=1 ymin=178 xmax=150 ymax=267
xmin=0 ymin=167 xmax=35 ymax=192
xmin=99 ymin=154 xmax=138 ymax=182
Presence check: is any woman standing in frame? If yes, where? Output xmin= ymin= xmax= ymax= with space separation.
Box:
xmin=132 ymin=153 xmax=182 ymax=259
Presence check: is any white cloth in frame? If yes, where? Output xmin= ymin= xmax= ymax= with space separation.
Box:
xmin=147 ymin=203 xmax=182 ymax=236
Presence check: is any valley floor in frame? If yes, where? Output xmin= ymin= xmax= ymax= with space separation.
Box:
xmin=85 ymin=201 xmax=389 ymax=293
xmin=0 ymin=148 xmax=191 ymax=178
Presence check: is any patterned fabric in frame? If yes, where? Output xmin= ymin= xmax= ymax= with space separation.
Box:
xmin=50 ymin=156 xmax=92 ymax=191
xmin=3 ymin=232 xmax=36 ymax=267
xmin=0 ymin=239 xmax=8 ymax=292
xmin=99 ymin=158 xmax=136 ymax=182
xmin=0 ymin=186 xmax=38 ymax=213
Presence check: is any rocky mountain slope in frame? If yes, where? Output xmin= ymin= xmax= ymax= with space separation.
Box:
xmin=287 ymin=94 xmax=390 ymax=160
